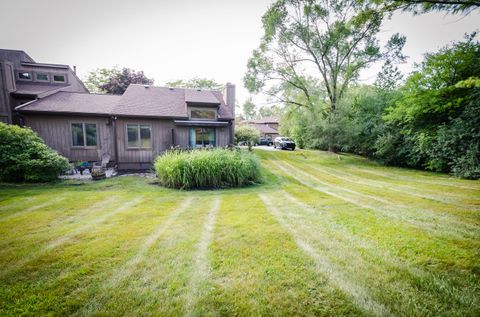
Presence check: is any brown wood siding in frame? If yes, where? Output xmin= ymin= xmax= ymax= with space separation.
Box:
xmin=116 ymin=118 xmax=175 ymax=164
xmin=23 ymin=115 xmax=232 ymax=169
xmin=174 ymin=126 xmax=190 ymax=148
xmin=216 ymin=126 xmax=230 ymax=146
xmin=23 ymin=115 xmax=113 ymax=162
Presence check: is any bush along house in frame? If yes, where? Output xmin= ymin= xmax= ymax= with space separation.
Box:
xmin=1 ymin=49 xmax=235 ymax=170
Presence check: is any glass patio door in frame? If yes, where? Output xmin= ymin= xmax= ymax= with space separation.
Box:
xmin=189 ymin=128 xmax=216 ymax=147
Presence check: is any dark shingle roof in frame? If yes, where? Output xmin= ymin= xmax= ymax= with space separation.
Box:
xmin=16 ymin=84 xmax=234 ymax=120
xmin=114 ymin=85 xmax=186 ymax=118
xmin=184 ymin=89 xmax=220 ymax=105
xmin=17 ymin=92 xmax=120 ymax=115
xmin=253 ymin=116 xmax=279 ymax=124
xmin=14 ymin=83 xmax=69 ymax=96
xmin=212 ymin=91 xmax=233 ymax=120
xmin=255 ymin=124 xmax=278 ymax=134
xmin=113 ymin=84 xmax=233 ymax=119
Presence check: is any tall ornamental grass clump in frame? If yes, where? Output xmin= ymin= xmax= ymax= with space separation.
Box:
xmin=154 ymin=148 xmax=261 ymax=189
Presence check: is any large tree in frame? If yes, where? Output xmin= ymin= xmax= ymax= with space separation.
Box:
xmin=385 ymin=0 xmax=480 ymax=14
xmin=244 ymin=0 xmax=405 ymax=151
xmin=84 ymin=67 xmax=154 ymax=95
xmin=166 ymin=77 xmax=223 ymax=90
xmin=242 ymin=98 xmax=257 ymax=120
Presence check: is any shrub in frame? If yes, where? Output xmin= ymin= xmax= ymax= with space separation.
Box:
xmin=0 ymin=123 xmax=71 ymax=182
xmin=154 ymin=148 xmax=261 ymax=189
xmin=235 ymin=125 xmax=260 ymax=151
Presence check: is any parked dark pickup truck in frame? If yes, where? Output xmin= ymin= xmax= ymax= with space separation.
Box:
xmin=257 ymin=137 xmax=273 ymax=146
xmin=274 ymin=137 xmax=296 ymax=151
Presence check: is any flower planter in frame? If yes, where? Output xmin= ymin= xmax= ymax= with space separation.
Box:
xmin=91 ymin=170 xmax=106 ymax=181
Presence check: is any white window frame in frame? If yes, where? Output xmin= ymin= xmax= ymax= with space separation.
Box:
xmin=34 ymin=72 xmax=50 ymax=82
xmin=16 ymin=71 xmax=32 ymax=81
xmin=52 ymin=73 xmax=67 ymax=83
xmin=188 ymin=107 xmax=217 ymax=121
xmin=126 ymin=124 xmax=152 ymax=149
xmin=71 ymin=123 xmax=98 ymax=148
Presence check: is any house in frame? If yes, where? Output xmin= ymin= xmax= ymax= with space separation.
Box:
xmin=244 ymin=116 xmax=280 ymax=140
xmin=1 ymin=49 xmax=235 ymax=170
xmin=0 ymin=49 xmax=88 ymax=124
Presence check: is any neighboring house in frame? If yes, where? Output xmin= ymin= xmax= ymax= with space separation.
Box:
xmin=244 ymin=116 xmax=280 ymax=140
xmin=1 ymin=49 xmax=235 ymax=170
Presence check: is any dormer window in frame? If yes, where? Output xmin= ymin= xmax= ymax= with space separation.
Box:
xmin=17 ymin=71 xmax=32 ymax=81
xmin=53 ymin=74 xmax=66 ymax=83
xmin=35 ymin=73 xmax=49 ymax=82
xmin=189 ymin=107 xmax=217 ymax=120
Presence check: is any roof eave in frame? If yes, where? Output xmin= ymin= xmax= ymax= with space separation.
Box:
xmin=17 ymin=110 xmax=111 ymax=117
xmin=185 ymin=101 xmax=220 ymax=107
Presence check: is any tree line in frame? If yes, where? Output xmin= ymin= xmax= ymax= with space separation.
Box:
xmin=244 ymin=0 xmax=480 ymax=179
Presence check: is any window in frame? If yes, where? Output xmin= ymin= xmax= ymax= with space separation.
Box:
xmin=126 ymin=124 xmax=151 ymax=148
xmin=53 ymin=74 xmax=66 ymax=83
xmin=71 ymin=123 xmax=97 ymax=147
xmin=189 ymin=128 xmax=216 ymax=147
xmin=35 ymin=73 xmax=49 ymax=82
xmin=18 ymin=71 xmax=32 ymax=80
xmin=189 ymin=108 xmax=216 ymax=120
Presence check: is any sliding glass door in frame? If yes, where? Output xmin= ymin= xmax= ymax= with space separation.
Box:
xmin=189 ymin=128 xmax=216 ymax=147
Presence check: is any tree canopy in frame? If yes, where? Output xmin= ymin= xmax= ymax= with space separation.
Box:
xmin=384 ymin=0 xmax=480 ymax=14
xmin=242 ymin=98 xmax=257 ymax=120
xmin=165 ymin=77 xmax=224 ymax=90
xmin=279 ymin=34 xmax=480 ymax=178
xmin=84 ymin=67 xmax=154 ymax=95
xmin=244 ymin=0 xmax=405 ymax=150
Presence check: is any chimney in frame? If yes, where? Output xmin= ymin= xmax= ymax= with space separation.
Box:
xmin=225 ymin=82 xmax=235 ymax=117
xmin=225 ymin=83 xmax=236 ymax=145
xmin=73 ymin=65 xmax=77 ymax=74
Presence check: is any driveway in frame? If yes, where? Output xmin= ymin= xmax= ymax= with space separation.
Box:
xmin=253 ymin=145 xmax=278 ymax=151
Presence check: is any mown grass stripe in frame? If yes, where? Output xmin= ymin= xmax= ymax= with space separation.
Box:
xmin=106 ymin=197 xmax=193 ymax=288
xmin=299 ymin=160 xmax=476 ymax=208
xmin=281 ymin=190 xmax=478 ymax=312
xmin=184 ymin=197 xmax=220 ymax=316
xmin=0 ymin=196 xmax=35 ymax=212
xmin=259 ymin=193 xmax=389 ymax=317
xmin=80 ymin=196 xmax=194 ymax=315
xmin=287 ymin=159 xmax=480 ymax=231
xmin=45 ymin=196 xmax=146 ymax=251
xmin=0 ymin=196 xmax=144 ymax=278
xmin=0 ymin=197 xmax=67 ymax=223
xmin=344 ymin=164 xmax=480 ymax=190
xmin=270 ymin=159 xmax=478 ymax=239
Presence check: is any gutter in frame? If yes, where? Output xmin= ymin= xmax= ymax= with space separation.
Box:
xmin=173 ymin=120 xmax=229 ymax=127
xmin=14 ymin=98 xmax=39 ymax=111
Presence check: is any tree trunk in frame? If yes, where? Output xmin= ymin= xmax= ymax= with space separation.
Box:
xmin=327 ymin=99 xmax=337 ymax=153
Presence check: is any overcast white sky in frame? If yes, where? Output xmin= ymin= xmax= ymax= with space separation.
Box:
xmin=1 ymin=0 xmax=479 ymax=107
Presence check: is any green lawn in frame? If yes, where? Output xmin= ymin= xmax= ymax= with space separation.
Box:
xmin=1 ymin=149 xmax=479 ymax=316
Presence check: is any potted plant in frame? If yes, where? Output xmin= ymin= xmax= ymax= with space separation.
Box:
xmin=91 ymin=167 xmax=106 ymax=180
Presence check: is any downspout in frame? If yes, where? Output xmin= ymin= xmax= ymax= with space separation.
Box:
xmin=112 ymin=116 xmax=119 ymax=168
xmin=229 ymin=121 xmax=234 ymax=145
